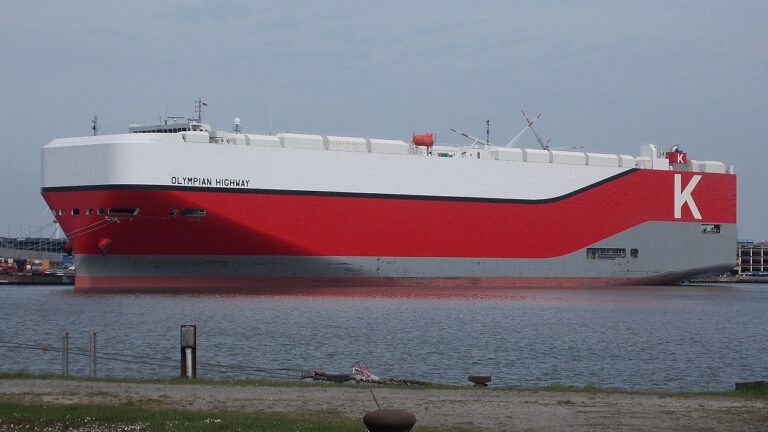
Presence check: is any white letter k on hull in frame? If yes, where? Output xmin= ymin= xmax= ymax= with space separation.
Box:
xmin=674 ymin=174 xmax=702 ymax=220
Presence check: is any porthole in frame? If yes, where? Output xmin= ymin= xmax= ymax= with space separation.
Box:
xmin=181 ymin=208 xmax=206 ymax=217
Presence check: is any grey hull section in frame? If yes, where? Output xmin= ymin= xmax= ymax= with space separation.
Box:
xmin=76 ymin=222 xmax=736 ymax=287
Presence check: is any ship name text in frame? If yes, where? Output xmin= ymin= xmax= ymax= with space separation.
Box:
xmin=171 ymin=176 xmax=250 ymax=188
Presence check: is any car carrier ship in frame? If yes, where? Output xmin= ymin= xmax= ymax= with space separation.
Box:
xmin=41 ymin=113 xmax=736 ymax=291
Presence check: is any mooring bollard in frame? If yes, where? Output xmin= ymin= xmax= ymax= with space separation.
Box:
xmin=363 ymin=409 xmax=417 ymax=432
xmin=180 ymin=325 xmax=196 ymax=378
xmin=468 ymin=375 xmax=492 ymax=387
xmin=89 ymin=332 xmax=97 ymax=377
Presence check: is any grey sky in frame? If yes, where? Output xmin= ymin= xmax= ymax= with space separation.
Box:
xmin=1 ymin=1 xmax=766 ymax=239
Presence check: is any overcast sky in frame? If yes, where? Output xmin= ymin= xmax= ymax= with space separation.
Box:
xmin=1 ymin=1 xmax=766 ymax=239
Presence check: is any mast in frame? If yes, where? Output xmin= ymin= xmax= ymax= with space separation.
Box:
xmin=194 ymin=98 xmax=207 ymax=123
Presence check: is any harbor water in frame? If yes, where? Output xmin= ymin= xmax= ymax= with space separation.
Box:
xmin=0 ymin=284 xmax=766 ymax=391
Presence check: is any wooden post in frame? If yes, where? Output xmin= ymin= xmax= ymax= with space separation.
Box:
xmin=90 ymin=332 xmax=97 ymax=377
xmin=61 ymin=332 xmax=69 ymax=376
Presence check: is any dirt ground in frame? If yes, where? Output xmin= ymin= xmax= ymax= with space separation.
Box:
xmin=1 ymin=379 xmax=766 ymax=431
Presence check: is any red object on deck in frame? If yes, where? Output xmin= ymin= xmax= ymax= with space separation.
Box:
xmin=412 ymin=133 xmax=434 ymax=147
xmin=97 ymin=238 xmax=112 ymax=256
xmin=666 ymin=151 xmax=687 ymax=164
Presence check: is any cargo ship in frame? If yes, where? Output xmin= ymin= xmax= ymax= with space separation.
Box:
xmin=41 ymin=114 xmax=736 ymax=291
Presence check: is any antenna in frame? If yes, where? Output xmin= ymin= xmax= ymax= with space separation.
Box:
xmin=486 ymin=119 xmax=490 ymax=147
xmin=194 ymin=98 xmax=207 ymax=123
xmin=91 ymin=115 xmax=99 ymax=136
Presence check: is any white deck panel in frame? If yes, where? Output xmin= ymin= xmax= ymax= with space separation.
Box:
xmin=691 ymin=160 xmax=727 ymax=173
xmin=246 ymin=135 xmax=281 ymax=147
xmin=551 ymin=150 xmax=587 ymax=165
xmin=278 ymin=133 xmax=325 ymax=150
xmin=492 ymin=148 xmax=524 ymax=161
xmin=523 ymin=148 xmax=551 ymax=163
xmin=586 ymin=153 xmax=620 ymax=167
xmin=326 ymin=136 xmax=367 ymax=152
xmin=369 ymin=138 xmax=409 ymax=155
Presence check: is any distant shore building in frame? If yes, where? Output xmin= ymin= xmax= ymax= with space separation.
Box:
xmin=0 ymin=236 xmax=68 ymax=262
xmin=737 ymin=241 xmax=767 ymax=275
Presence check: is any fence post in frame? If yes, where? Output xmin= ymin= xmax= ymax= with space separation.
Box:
xmin=90 ymin=332 xmax=97 ymax=377
xmin=180 ymin=325 xmax=196 ymax=378
xmin=61 ymin=332 xmax=69 ymax=376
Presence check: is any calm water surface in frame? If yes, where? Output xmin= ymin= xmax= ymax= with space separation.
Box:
xmin=0 ymin=284 xmax=766 ymax=391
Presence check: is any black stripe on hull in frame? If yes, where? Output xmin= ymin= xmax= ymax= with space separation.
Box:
xmin=41 ymin=168 xmax=639 ymax=204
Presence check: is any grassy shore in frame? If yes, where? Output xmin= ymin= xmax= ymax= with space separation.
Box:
xmin=0 ymin=373 xmax=463 ymax=431
xmin=1 ymin=373 xmax=766 ymax=431
xmin=0 ymin=400 xmax=365 ymax=432
xmin=0 ymin=371 xmax=765 ymax=399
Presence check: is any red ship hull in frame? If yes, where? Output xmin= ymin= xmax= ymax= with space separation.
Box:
xmin=42 ymin=169 xmax=736 ymax=291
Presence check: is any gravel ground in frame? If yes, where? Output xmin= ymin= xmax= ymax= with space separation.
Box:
xmin=1 ymin=379 xmax=767 ymax=431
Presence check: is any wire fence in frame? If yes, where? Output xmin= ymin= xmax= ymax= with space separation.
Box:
xmin=0 ymin=337 xmax=305 ymax=381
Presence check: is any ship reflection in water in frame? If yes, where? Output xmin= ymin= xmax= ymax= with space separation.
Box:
xmin=0 ymin=284 xmax=765 ymax=391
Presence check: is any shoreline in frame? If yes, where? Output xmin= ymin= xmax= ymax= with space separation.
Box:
xmin=1 ymin=375 xmax=766 ymax=431
xmin=0 ymin=274 xmax=73 ymax=285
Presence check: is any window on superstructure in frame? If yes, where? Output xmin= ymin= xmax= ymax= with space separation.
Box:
xmin=701 ymin=224 xmax=721 ymax=234
xmin=86 ymin=208 xmax=92 ymax=216
xmin=630 ymin=248 xmax=639 ymax=258
xmin=97 ymin=208 xmax=104 ymax=215
xmin=169 ymin=209 xmax=178 ymax=217
xmin=71 ymin=208 xmax=80 ymax=216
